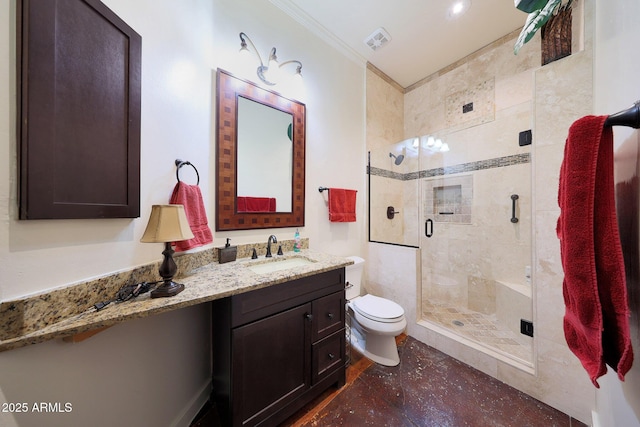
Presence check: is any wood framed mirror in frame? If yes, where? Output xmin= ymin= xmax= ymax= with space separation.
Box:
xmin=215 ymin=69 xmax=306 ymax=230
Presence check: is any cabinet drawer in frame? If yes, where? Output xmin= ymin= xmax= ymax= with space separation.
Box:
xmin=232 ymin=268 xmax=345 ymax=327
xmin=312 ymin=290 xmax=345 ymax=341
xmin=312 ymin=330 xmax=345 ymax=384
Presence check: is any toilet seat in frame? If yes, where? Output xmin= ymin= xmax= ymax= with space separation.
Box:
xmin=352 ymin=294 xmax=404 ymax=323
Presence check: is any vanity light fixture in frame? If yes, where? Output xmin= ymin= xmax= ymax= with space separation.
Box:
xmin=239 ymin=32 xmax=303 ymax=86
xmin=140 ymin=205 xmax=194 ymax=298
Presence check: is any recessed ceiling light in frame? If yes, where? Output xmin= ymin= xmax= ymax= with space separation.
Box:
xmin=448 ymin=0 xmax=471 ymax=19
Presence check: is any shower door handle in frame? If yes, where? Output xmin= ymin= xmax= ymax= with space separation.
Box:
xmin=511 ymin=194 xmax=519 ymax=223
xmin=425 ymin=219 xmax=433 ymax=238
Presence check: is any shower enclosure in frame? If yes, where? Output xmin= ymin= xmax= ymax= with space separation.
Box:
xmin=369 ymin=129 xmax=534 ymax=368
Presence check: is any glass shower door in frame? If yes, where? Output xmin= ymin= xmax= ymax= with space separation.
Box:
xmin=419 ymin=133 xmax=534 ymax=367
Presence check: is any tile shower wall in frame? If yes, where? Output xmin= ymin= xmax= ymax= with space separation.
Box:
xmin=366 ymin=70 xmax=411 ymax=246
xmin=365 ymin=1 xmax=596 ymax=422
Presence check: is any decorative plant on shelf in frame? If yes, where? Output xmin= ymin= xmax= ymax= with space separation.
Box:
xmin=514 ymin=0 xmax=574 ymax=55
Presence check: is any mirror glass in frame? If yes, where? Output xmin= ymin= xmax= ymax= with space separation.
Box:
xmin=237 ymin=96 xmax=293 ymax=212
xmin=216 ymin=69 xmax=305 ymax=231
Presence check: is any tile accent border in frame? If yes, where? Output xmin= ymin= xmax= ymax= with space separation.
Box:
xmin=369 ymin=153 xmax=530 ymax=181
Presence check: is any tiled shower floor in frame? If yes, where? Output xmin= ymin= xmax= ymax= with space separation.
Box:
xmin=422 ymin=300 xmax=533 ymax=363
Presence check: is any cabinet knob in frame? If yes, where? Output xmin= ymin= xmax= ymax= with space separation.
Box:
xmin=305 ymin=313 xmax=313 ymax=321
xmin=327 ymin=312 xmax=334 ymax=319
xmin=328 ymin=353 xmax=335 ymax=360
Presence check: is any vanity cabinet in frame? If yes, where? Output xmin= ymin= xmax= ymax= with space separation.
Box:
xmin=211 ymin=268 xmax=346 ymax=427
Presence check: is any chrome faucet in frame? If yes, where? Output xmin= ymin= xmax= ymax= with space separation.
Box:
xmin=266 ymin=235 xmax=278 ymax=258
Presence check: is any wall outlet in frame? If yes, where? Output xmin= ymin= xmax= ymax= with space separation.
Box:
xmin=521 ymin=319 xmax=534 ymax=337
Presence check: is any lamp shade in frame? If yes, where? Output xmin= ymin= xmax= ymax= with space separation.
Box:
xmin=140 ymin=205 xmax=194 ymax=243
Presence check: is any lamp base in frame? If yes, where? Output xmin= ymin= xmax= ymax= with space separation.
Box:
xmin=151 ymin=281 xmax=185 ymax=298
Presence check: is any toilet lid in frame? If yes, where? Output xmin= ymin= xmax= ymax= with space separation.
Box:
xmin=352 ymin=294 xmax=404 ymax=322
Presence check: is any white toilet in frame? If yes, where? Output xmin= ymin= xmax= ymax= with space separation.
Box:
xmin=345 ymin=256 xmax=407 ymax=366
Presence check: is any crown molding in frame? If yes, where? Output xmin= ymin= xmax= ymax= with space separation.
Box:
xmin=269 ymin=0 xmax=367 ymax=66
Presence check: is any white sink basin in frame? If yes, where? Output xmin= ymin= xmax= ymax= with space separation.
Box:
xmin=246 ymin=256 xmax=316 ymax=274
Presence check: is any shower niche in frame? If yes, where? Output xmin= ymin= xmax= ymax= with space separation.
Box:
xmin=424 ymin=175 xmax=472 ymax=225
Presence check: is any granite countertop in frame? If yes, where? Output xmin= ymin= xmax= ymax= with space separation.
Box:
xmin=0 ymin=250 xmax=352 ymax=352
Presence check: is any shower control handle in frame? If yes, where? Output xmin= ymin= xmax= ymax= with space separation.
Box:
xmin=387 ymin=206 xmax=399 ymax=219
xmin=425 ymin=219 xmax=433 ymax=238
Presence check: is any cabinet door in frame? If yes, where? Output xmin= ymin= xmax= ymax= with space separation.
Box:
xmin=18 ymin=0 xmax=141 ymax=219
xmin=232 ymin=303 xmax=311 ymax=427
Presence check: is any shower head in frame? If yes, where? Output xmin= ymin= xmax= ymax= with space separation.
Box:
xmin=389 ymin=152 xmax=404 ymax=165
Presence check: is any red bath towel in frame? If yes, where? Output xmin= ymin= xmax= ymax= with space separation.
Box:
xmin=169 ymin=182 xmax=213 ymax=251
xmin=557 ymin=115 xmax=633 ymax=387
xmin=328 ymin=188 xmax=357 ymax=222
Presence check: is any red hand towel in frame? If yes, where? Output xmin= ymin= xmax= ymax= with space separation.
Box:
xmin=237 ymin=196 xmax=276 ymax=212
xmin=328 ymin=188 xmax=357 ymax=222
xmin=557 ymin=115 xmax=633 ymax=387
xmin=169 ymin=182 xmax=213 ymax=252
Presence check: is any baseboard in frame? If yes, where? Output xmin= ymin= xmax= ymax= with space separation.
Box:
xmin=171 ymin=380 xmax=212 ymax=427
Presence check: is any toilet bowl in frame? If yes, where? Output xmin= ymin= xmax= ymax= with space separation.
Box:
xmin=345 ymin=256 xmax=406 ymax=366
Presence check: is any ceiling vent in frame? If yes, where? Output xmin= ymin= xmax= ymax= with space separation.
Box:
xmin=363 ymin=27 xmax=391 ymax=52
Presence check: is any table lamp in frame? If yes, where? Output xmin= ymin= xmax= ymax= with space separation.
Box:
xmin=140 ymin=204 xmax=194 ymax=298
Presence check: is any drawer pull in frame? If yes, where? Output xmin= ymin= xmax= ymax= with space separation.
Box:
xmin=327 ymin=312 xmax=334 ymax=319
xmin=328 ymin=353 xmax=335 ymax=360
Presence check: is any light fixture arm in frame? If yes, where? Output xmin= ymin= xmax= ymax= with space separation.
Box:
xmin=279 ymin=60 xmax=303 ymax=76
xmin=239 ymin=32 xmax=265 ymax=67
xmin=238 ymin=32 xmax=303 ymax=86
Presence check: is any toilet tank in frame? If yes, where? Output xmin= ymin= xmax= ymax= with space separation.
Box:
xmin=345 ymin=256 xmax=365 ymax=300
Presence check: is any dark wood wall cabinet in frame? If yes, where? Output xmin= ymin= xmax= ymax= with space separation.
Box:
xmin=212 ymin=269 xmax=347 ymax=427
xmin=17 ymin=0 xmax=141 ymax=219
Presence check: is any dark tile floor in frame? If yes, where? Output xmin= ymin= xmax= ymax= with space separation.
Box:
xmin=285 ymin=336 xmax=587 ymax=427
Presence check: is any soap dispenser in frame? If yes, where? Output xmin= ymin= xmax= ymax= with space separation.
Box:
xmin=218 ymin=238 xmax=237 ymax=264
xmin=293 ymin=229 xmax=301 ymax=252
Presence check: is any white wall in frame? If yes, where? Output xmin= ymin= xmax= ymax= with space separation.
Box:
xmin=593 ymin=0 xmax=640 ymax=425
xmin=0 ymin=0 xmax=366 ymax=425
xmin=211 ymin=0 xmax=366 ymax=256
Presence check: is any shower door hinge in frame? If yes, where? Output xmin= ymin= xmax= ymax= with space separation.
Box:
xmin=520 ymin=319 xmax=534 ymax=337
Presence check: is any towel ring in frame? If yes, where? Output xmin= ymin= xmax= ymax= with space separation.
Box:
xmin=175 ymin=159 xmax=200 ymax=185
